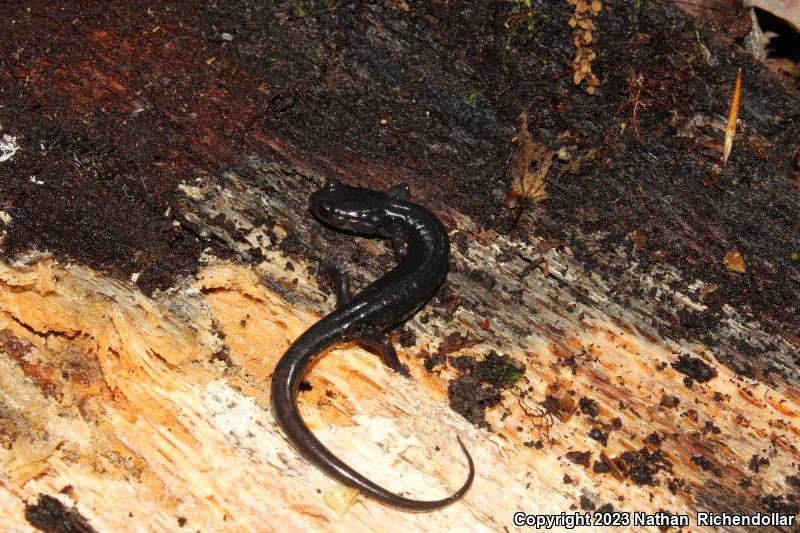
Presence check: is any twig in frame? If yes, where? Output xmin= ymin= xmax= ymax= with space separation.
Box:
xmin=722 ymin=67 xmax=742 ymax=167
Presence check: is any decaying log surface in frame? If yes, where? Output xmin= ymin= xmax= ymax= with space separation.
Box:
xmin=1 ymin=1 xmax=799 ymax=532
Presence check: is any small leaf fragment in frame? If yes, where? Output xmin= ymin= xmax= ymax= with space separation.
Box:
xmin=723 ymin=250 xmax=746 ymax=273
xmin=323 ymin=484 xmax=360 ymax=515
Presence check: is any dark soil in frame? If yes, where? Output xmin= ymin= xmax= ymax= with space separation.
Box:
xmin=671 ymin=354 xmax=717 ymax=382
xmin=446 ymin=350 xmax=524 ymax=426
xmin=620 ymin=447 xmax=673 ymax=485
xmin=25 ymin=494 xmax=97 ymax=533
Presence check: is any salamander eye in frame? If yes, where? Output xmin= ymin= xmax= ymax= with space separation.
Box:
xmin=324 ymin=179 xmax=339 ymax=191
xmin=319 ymin=202 xmax=334 ymax=217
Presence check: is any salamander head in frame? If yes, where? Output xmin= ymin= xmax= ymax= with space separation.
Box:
xmin=309 ymin=179 xmax=409 ymax=235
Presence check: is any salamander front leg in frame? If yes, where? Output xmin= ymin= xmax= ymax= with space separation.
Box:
xmin=352 ymin=330 xmax=410 ymax=377
xmin=326 ymin=260 xmax=351 ymax=307
xmin=327 ymin=262 xmax=410 ymax=377
xmin=386 ymin=183 xmax=411 ymax=200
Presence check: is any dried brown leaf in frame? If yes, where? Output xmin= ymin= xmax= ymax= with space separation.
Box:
xmin=723 ymin=250 xmax=746 ymax=273
xmin=509 ymin=113 xmax=552 ymax=204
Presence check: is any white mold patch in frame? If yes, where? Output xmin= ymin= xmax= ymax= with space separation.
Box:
xmin=0 ymin=133 xmax=21 ymax=162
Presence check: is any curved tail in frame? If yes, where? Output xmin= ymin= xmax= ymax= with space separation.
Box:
xmin=270 ymin=324 xmax=475 ymax=511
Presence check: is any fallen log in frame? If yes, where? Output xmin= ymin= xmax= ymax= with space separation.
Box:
xmin=0 ymin=1 xmax=799 ymax=531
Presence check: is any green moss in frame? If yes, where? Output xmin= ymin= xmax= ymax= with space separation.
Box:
xmin=631 ymin=0 xmax=641 ymax=31
xmin=502 ymin=363 xmax=525 ymax=386
xmin=296 ymin=1 xmax=318 ymax=17
xmin=501 ymin=0 xmax=549 ymax=70
xmin=510 ymin=0 xmax=538 ymax=38
xmin=473 ymin=351 xmax=525 ymax=388
xmin=465 ymin=91 xmax=484 ymax=106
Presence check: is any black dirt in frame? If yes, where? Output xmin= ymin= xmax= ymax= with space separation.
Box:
xmin=437 ymin=332 xmax=476 ymax=354
xmin=660 ymin=395 xmax=680 ymax=409
xmin=644 ymin=432 xmax=662 ymax=447
xmin=593 ymin=461 xmax=610 ymax=474
xmin=588 ymin=427 xmax=609 ymax=446
xmin=621 ymin=448 xmax=673 ymax=486
xmin=470 ymin=351 xmax=525 ymax=388
xmin=278 ymin=234 xmax=306 ymax=257
xmin=691 ymin=455 xmax=722 ymax=476
xmin=672 ymin=355 xmax=717 ymax=383
xmin=565 ymin=450 xmax=592 ymax=467
xmin=25 ymin=494 xmax=98 ymax=533
xmin=397 ymin=327 xmax=416 ymax=348
xmin=579 ymin=495 xmax=596 ymax=511
xmin=423 ymin=353 xmax=447 ymax=373
xmin=446 ymin=351 xmax=524 ymax=427
xmin=762 ymin=494 xmax=800 ymax=515
xmin=596 ymin=503 xmax=614 ymax=514
xmin=748 ymin=455 xmax=770 ymax=473
xmin=447 ymin=375 xmax=502 ymax=428
xmin=579 ymin=397 xmax=600 ymax=418
xmin=668 ymin=478 xmax=687 ymax=494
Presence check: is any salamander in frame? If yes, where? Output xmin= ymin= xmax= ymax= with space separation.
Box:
xmin=270 ymin=179 xmax=474 ymax=511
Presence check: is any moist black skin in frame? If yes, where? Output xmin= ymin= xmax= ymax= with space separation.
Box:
xmin=270 ymin=179 xmax=474 ymax=511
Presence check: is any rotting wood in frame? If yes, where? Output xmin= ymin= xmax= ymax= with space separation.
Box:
xmin=0 ymin=173 xmax=798 ymax=529
xmin=0 ymin=1 xmax=799 ymax=531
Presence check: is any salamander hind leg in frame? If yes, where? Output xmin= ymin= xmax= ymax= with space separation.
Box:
xmin=353 ymin=330 xmax=410 ymax=377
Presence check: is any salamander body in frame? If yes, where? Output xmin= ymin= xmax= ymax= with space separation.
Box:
xmin=270 ymin=179 xmax=474 ymax=511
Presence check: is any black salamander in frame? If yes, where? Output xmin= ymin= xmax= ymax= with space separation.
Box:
xmin=270 ymin=179 xmax=474 ymax=511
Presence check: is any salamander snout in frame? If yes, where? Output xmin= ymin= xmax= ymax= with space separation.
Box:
xmin=309 ymin=182 xmax=386 ymax=235
xmin=317 ymin=202 xmax=334 ymax=218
